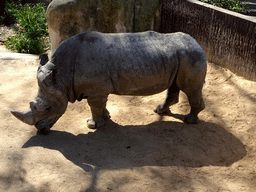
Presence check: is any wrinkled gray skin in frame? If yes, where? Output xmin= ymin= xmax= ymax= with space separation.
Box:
xmin=11 ymin=31 xmax=207 ymax=134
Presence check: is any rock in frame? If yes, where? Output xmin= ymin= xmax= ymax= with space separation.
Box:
xmin=46 ymin=0 xmax=160 ymax=51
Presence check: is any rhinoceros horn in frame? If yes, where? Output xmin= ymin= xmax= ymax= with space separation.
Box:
xmin=11 ymin=108 xmax=36 ymax=125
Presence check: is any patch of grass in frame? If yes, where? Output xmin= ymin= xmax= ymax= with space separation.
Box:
xmin=199 ymin=0 xmax=249 ymax=13
xmin=5 ymin=1 xmax=50 ymax=54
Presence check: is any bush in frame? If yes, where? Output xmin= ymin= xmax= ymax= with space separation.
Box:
xmin=199 ymin=0 xmax=249 ymax=13
xmin=1 ymin=0 xmax=51 ymax=25
xmin=5 ymin=1 xmax=50 ymax=54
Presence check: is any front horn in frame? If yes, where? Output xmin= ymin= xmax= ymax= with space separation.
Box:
xmin=11 ymin=108 xmax=36 ymax=125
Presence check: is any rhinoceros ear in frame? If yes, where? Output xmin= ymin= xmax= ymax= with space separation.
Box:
xmin=39 ymin=54 xmax=49 ymax=67
xmin=37 ymin=63 xmax=57 ymax=86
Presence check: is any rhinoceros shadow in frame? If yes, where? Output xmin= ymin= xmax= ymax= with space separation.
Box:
xmin=22 ymin=119 xmax=246 ymax=172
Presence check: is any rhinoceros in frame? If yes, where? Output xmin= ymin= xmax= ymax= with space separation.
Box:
xmin=11 ymin=31 xmax=207 ymax=134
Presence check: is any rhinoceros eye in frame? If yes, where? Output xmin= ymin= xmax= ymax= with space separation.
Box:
xmin=45 ymin=106 xmax=51 ymax=111
xmin=30 ymin=101 xmax=37 ymax=111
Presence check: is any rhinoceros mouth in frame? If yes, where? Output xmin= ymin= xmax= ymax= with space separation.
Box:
xmin=35 ymin=118 xmax=57 ymax=134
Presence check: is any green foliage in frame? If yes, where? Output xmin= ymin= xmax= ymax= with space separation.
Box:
xmin=5 ymin=1 xmax=50 ymax=54
xmin=0 ymin=16 xmax=4 ymax=25
xmin=200 ymin=0 xmax=249 ymax=13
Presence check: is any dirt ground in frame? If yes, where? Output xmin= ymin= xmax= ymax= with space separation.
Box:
xmin=0 ymin=45 xmax=256 ymax=191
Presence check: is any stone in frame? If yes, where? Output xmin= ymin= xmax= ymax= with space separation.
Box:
xmin=46 ymin=0 xmax=160 ymax=51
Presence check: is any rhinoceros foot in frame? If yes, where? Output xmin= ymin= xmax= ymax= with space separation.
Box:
xmin=38 ymin=127 xmax=51 ymax=135
xmin=153 ymin=104 xmax=170 ymax=114
xmin=87 ymin=116 xmax=105 ymax=129
xmin=184 ymin=114 xmax=199 ymax=124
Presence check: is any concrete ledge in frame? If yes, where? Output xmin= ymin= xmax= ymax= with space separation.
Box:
xmin=189 ymin=0 xmax=256 ymax=22
xmin=161 ymin=0 xmax=256 ymax=81
xmin=0 ymin=52 xmax=38 ymax=60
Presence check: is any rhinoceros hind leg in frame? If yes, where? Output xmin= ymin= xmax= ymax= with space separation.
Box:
xmin=184 ymin=91 xmax=205 ymax=124
xmin=87 ymin=95 xmax=109 ymax=129
xmin=154 ymin=82 xmax=180 ymax=114
xmin=103 ymin=108 xmax=110 ymax=119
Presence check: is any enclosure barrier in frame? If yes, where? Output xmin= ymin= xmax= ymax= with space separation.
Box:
xmin=160 ymin=0 xmax=256 ymax=81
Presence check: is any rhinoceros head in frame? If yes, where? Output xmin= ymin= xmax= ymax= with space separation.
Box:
xmin=11 ymin=54 xmax=68 ymax=134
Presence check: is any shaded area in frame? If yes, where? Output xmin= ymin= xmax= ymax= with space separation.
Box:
xmin=22 ymin=120 xmax=246 ymax=168
xmin=22 ymin=120 xmax=246 ymax=190
xmin=0 ymin=149 xmax=51 ymax=192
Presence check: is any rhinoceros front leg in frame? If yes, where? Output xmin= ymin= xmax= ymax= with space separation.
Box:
xmin=87 ymin=95 xmax=110 ymax=129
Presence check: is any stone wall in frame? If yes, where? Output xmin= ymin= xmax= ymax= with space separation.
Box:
xmin=161 ymin=0 xmax=256 ymax=81
xmin=47 ymin=0 xmax=160 ymax=51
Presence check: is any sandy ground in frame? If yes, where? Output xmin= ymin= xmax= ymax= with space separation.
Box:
xmin=0 ymin=45 xmax=256 ymax=191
